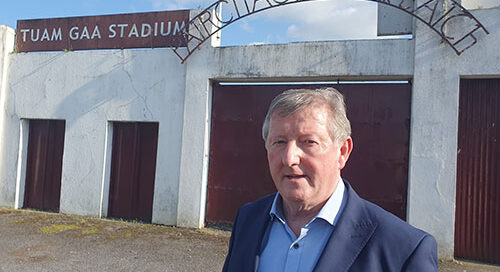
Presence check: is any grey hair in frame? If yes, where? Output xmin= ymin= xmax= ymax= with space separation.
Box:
xmin=262 ymin=87 xmax=351 ymax=143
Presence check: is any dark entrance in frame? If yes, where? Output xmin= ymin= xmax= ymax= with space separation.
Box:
xmin=24 ymin=119 xmax=66 ymax=212
xmin=207 ymin=82 xmax=411 ymax=223
xmin=455 ymin=78 xmax=500 ymax=265
xmin=108 ymin=122 xmax=159 ymax=223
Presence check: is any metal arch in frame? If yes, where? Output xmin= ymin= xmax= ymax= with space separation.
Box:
xmin=374 ymin=0 xmax=489 ymax=55
xmin=171 ymin=0 xmax=489 ymax=63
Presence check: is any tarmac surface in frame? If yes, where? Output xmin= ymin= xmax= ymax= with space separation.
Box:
xmin=1 ymin=207 xmax=499 ymax=272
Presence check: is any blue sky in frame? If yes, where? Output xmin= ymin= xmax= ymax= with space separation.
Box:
xmin=1 ymin=0 xmax=379 ymax=46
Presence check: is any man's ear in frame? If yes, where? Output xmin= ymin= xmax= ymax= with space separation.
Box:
xmin=338 ymin=137 xmax=353 ymax=170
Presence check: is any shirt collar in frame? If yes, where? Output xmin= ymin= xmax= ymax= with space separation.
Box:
xmin=269 ymin=193 xmax=286 ymax=224
xmin=269 ymin=177 xmax=345 ymax=226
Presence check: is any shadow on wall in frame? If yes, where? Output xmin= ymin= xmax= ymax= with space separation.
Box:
xmin=53 ymin=52 xmax=162 ymax=129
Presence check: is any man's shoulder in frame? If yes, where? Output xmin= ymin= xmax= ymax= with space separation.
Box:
xmin=340 ymin=181 xmax=432 ymax=252
xmin=362 ymin=199 xmax=428 ymax=238
xmin=352 ymin=191 xmax=435 ymax=257
xmin=228 ymin=194 xmax=274 ymax=244
xmin=341 ymin=194 xmax=438 ymax=271
xmin=238 ymin=193 xmax=275 ymax=217
xmin=344 ymin=181 xmax=429 ymax=240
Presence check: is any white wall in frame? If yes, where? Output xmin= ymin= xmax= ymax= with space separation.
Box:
xmin=462 ymin=0 xmax=500 ymax=9
xmin=0 ymin=25 xmax=16 ymax=207
xmin=5 ymin=49 xmax=185 ymax=224
xmin=409 ymin=6 xmax=500 ymax=258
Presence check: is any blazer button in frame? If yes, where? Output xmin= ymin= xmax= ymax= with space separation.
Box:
xmin=293 ymin=243 xmax=299 ymax=249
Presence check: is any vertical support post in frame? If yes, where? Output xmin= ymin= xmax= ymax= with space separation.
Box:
xmin=99 ymin=121 xmax=113 ymax=218
xmin=0 ymin=25 xmax=16 ymax=206
xmin=14 ymin=119 xmax=29 ymax=209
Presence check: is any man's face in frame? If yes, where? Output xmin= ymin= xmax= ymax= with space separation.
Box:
xmin=265 ymin=105 xmax=352 ymax=206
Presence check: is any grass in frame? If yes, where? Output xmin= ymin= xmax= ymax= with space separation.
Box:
xmin=40 ymin=224 xmax=80 ymax=234
xmin=81 ymin=228 xmax=98 ymax=235
xmin=1 ymin=206 xmax=231 ymax=241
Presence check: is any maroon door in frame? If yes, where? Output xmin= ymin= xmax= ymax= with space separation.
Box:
xmin=108 ymin=122 xmax=159 ymax=223
xmin=206 ymin=85 xmax=278 ymax=224
xmin=455 ymin=79 xmax=500 ymax=264
xmin=207 ymin=83 xmax=411 ymax=223
xmin=24 ymin=119 xmax=65 ymax=212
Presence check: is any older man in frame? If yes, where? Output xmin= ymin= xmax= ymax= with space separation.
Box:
xmin=222 ymin=87 xmax=438 ymax=272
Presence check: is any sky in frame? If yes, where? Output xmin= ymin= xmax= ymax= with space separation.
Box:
xmin=1 ymin=0 xmax=380 ymax=47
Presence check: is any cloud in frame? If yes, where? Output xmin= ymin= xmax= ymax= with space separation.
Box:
xmin=148 ymin=0 xmax=378 ymax=43
xmin=240 ymin=20 xmax=254 ymax=33
xmin=217 ymin=0 xmax=377 ymax=42
xmin=265 ymin=0 xmax=377 ymax=40
xmin=149 ymin=0 xmax=213 ymax=10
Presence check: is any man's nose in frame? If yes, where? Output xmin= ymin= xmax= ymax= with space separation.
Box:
xmin=283 ymin=142 xmax=301 ymax=166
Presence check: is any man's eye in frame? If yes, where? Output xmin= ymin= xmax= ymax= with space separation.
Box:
xmin=274 ymin=140 xmax=286 ymax=145
xmin=304 ymin=140 xmax=317 ymax=145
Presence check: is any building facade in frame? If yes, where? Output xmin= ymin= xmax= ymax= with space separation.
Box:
xmin=0 ymin=1 xmax=499 ymax=262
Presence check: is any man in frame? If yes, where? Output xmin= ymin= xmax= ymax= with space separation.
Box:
xmin=222 ymin=87 xmax=438 ymax=272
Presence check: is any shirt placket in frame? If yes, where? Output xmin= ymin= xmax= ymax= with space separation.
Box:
xmin=283 ymin=227 xmax=309 ymax=272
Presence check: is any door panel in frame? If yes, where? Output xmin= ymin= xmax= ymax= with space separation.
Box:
xmin=108 ymin=122 xmax=159 ymax=223
xmin=207 ymin=83 xmax=411 ymax=223
xmin=455 ymin=79 xmax=500 ymax=264
xmin=24 ymin=119 xmax=65 ymax=212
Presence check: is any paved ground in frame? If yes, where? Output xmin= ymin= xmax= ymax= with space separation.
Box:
xmin=0 ymin=207 xmax=499 ymax=272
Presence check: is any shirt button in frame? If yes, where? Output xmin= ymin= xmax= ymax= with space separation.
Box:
xmin=293 ymin=243 xmax=299 ymax=249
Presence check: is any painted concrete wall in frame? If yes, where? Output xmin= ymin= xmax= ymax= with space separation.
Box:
xmin=462 ymin=0 xmax=500 ymax=9
xmin=377 ymin=1 xmax=413 ymax=36
xmin=0 ymin=25 xmax=16 ymax=207
xmin=4 ymin=49 xmax=186 ymax=225
xmin=409 ymin=6 xmax=500 ymax=258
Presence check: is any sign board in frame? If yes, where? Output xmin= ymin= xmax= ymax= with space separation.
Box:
xmin=15 ymin=10 xmax=190 ymax=53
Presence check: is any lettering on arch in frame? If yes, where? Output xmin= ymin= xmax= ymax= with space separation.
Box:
xmin=172 ymin=0 xmax=489 ymax=63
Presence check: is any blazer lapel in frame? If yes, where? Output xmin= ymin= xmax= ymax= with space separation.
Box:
xmin=314 ymin=181 xmax=378 ymax=272
xmin=236 ymin=195 xmax=274 ymax=272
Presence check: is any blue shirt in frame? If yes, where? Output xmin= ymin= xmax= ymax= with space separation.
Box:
xmin=257 ymin=179 xmax=346 ymax=272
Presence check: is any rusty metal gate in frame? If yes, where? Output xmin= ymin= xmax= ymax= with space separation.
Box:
xmin=207 ymin=82 xmax=411 ymax=224
xmin=24 ymin=119 xmax=65 ymax=212
xmin=455 ymin=79 xmax=500 ymax=264
xmin=108 ymin=122 xmax=159 ymax=223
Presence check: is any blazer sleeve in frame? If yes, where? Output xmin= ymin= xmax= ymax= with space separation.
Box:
xmin=222 ymin=209 xmax=240 ymax=272
xmin=402 ymin=234 xmax=438 ymax=272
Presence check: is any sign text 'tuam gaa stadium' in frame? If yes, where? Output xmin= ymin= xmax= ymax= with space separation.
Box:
xmin=15 ymin=10 xmax=190 ymax=53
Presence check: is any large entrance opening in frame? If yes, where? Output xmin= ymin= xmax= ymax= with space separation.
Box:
xmin=206 ymin=82 xmax=411 ymax=224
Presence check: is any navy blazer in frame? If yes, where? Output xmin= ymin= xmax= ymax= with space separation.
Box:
xmin=222 ymin=181 xmax=438 ymax=272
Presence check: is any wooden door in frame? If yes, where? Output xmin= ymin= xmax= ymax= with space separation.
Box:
xmin=207 ymin=83 xmax=411 ymax=223
xmin=24 ymin=119 xmax=65 ymax=212
xmin=108 ymin=122 xmax=159 ymax=223
xmin=455 ymin=79 xmax=500 ymax=264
